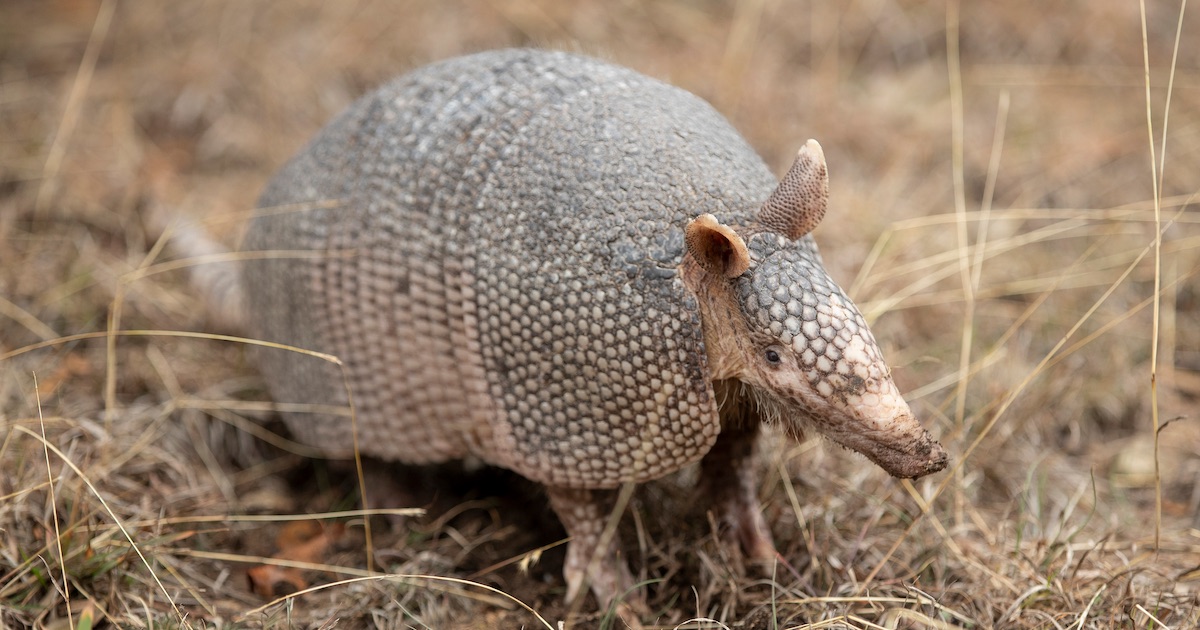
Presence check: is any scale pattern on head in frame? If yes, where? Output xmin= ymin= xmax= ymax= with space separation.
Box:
xmin=735 ymin=233 xmax=903 ymax=414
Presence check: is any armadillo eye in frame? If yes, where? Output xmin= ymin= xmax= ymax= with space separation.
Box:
xmin=764 ymin=347 xmax=783 ymax=365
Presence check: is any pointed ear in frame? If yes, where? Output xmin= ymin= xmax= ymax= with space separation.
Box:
xmin=685 ymin=214 xmax=751 ymax=279
xmin=758 ymin=139 xmax=829 ymax=240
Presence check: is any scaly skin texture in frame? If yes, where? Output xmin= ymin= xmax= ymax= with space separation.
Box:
xmin=237 ymin=49 xmax=947 ymax=622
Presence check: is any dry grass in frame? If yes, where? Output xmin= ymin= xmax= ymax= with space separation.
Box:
xmin=3 ymin=0 xmax=1200 ymax=628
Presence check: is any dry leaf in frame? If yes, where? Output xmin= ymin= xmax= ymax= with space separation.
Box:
xmin=246 ymin=520 xmax=346 ymax=597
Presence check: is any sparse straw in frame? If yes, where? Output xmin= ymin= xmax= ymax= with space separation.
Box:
xmin=945 ymin=0 xmax=971 ymax=531
xmin=1137 ymin=0 xmax=1184 ymax=553
xmin=238 ymin=573 xmax=556 ymax=629
xmin=34 ymin=0 xmax=115 ymax=216
xmin=36 ymin=374 xmax=73 ymax=630
xmin=13 ymin=425 xmax=192 ymax=628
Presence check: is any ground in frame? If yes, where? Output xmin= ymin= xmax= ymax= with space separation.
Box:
xmin=2 ymin=1 xmax=1200 ymax=628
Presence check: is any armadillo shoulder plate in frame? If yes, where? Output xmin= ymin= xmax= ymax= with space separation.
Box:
xmin=461 ymin=51 xmax=775 ymax=487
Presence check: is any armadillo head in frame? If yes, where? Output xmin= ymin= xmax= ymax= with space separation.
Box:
xmin=684 ymin=140 xmax=948 ymax=479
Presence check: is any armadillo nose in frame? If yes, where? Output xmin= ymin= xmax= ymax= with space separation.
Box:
xmin=875 ymin=423 xmax=949 ymax=480
xmin=823 ymin=403 xmax=949 ymax=479
xmin=897 ymin=429 xmax=948 ymax=479
xmin=923 ymin=438 xmax=949 ymax=476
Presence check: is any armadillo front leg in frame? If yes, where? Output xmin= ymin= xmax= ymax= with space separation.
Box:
xmin=545 ymin=486 xmax=644 ymax=614
xmin=699 ymin=421 xmax=777 ymax=564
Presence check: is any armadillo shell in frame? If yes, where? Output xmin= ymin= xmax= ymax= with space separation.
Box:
xmin=242 ymin=49 xmax=778 ymax=488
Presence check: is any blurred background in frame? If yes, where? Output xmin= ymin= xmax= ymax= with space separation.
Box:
xmin=2 ymin=0 xmax=1199 ymax=627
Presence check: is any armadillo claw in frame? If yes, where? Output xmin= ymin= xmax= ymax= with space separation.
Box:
xmin=547 ymin=486 xmax=647 ymax=625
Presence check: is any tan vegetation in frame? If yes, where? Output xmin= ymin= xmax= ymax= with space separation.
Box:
xmin=2 ymin=0 xmax=1199 ymax=628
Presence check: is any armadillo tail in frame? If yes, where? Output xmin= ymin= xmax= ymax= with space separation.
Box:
xmin=149 ymin=208 xmax=248 ymax=332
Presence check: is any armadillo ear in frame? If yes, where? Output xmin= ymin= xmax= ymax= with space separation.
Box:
xmin=758 ymin=139 xmax=829 ymax=240
xmin=685 ymin=214 xmax=751 ymax=279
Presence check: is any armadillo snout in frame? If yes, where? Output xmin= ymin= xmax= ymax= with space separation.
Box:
xmin=829 ymin=381 xmax=948 ymax=479
xmin=777 ymin=387 xmax=949 ymax=479
xmin=854 ymin=416 xmax=949 ymax=479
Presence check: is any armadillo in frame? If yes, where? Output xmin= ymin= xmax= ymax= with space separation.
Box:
xmin=226 ymin=48 xmax=947 ymax=616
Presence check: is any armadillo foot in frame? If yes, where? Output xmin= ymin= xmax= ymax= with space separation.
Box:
xmin=700 ymin=420 xmax=779 ymax=567
xmin=545 ymin=486 xmax=647 ymax=622
xmin=728 ymin=493 xmax=777 ymax=565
